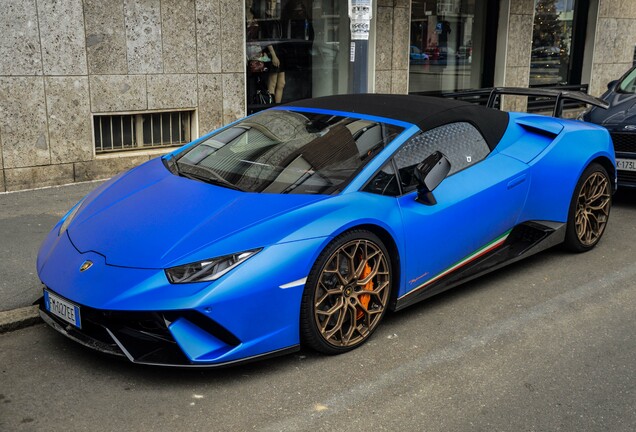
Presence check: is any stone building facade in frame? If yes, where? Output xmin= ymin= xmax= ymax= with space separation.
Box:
xmin=0 ymin=0 xmax=635 ymax=192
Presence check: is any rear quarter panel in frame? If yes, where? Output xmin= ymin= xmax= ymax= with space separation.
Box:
xmin=514 ymin=117 xmax=615 ymax=224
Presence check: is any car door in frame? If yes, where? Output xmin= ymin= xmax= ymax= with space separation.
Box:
xmin=393 ymin=122 xmax=530 ymax=299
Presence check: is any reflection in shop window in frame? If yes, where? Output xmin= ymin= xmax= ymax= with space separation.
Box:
xmin=408 ymin=0 xmax=489 ymax=94
xmin=530 ymin=0 xmax=575 ymax=86
xmin=245 ymin=0 xmax=351 ymax=113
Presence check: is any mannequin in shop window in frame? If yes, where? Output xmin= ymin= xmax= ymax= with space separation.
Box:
xmin=262 ymin=0 xmax=286 ymax=103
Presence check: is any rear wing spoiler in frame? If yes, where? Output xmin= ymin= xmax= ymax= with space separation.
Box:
xmin=486 ymin=87 xmax=609 ymax=118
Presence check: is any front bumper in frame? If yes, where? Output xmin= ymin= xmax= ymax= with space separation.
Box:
xmin=37 ymin=230 xmax=322 ymax=366
xmin=39 ymin=293 xmax=298 ymax=367
xmin=609 ymin=131 xmax=636 ymax=187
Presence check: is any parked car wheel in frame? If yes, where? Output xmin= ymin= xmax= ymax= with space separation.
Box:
xmin=564 ymin=163 xmax=612 ymax=252
xmin=300 ymin=230 xmax=392 ymax=354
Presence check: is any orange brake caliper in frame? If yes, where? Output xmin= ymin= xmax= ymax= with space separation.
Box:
xmin=356 ymin=262 xmax=374 ymax=321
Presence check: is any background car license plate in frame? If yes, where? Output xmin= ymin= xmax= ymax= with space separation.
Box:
xmin=44 ymin=290 xmax=81 ymax=328
xmin=616 ymin=158 xmax=636 ymax=172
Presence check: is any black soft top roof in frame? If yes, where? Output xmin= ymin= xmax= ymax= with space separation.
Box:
xmin=286 ymin=93 xmax=510 ymax=150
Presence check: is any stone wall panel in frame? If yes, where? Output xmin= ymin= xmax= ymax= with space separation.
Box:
xmin=220 ymin=0 xmax=245 ymax=73
xmin=198 ymin=74 xmax=224 ymax=133
xmin=45 ymin=77 xmax=93 ymax=164
xmin=89 ymin=75 xmax=147 ymax=112
xmin=593 ymin=18 xmax=619 ymax=64
xmin=0 ymin=77 xmax=50 ymax=169
xmin=391 ymin=6 xmax=410 ymax=72
xmin=222 ymin=73 xmax=246 ymax=125
xmin=510 ymin=0 xmax=535 ymax=15
xmin=37 ymin=0 xmax=88 ymax=75
xmin=391 ymin=69 xmax=408 ymax=94
xmin=84 ymin=0 xmax=128 ymax=74
xmin=589 ymin=1 xmax=636 ymax=98
xmin=196 ymin=0 xmax=222 ymax=73
xmin=74 ymin=154 xmax=151 ymax=182
xmin=375 ymin=7 xmax=394 ymax=71
xmin=4 ymin=164 xmax=74 ymax=191
xmin=147 ymin=74 xmax=198 ymax=109
xmin=594 ymin=18 xmax=636 ymax=65
xmin=599 ymin=0 xmax=636 ymax=19
xmin=589 ymin=62 xmax=633 ymax=97
xmin=124 ymin=0 xmax=163 ymax=74
xmin=375 ymin=70 xmax=392 ymax=94
xmin=507 ymin=14 xmax=533 ymax=68
xmin=0 ymin=128 xmax=4 ymax=191
xmin=0 ymin=124 xmax=3 ymax=167
xmin=502 ymin=95 xmax=530 ymax=113
xmin=0 ymin=0 xmax=42 ymax=75
xmin=502 ymin=67 xmax=531 ymax=111
xmin=161 ymin=0 xmax=197 ymax=73
xmin=504 ymin=66 xmax=531 ymax=88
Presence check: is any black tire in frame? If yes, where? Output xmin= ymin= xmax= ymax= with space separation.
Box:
xmin=300 ymin=230 xmax=392 ymax=354
xmin=563 ymin=162 xmax=612 ymax=252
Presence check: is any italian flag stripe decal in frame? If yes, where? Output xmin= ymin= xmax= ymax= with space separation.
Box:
xmin=401 ymin=230 xmax=512 ymax=299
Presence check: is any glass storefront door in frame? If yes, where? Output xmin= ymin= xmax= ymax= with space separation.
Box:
xmin=245 ymin=0 xmax=351 ymax=112
xmin=408 ymin=0 xmax=490 ymax=94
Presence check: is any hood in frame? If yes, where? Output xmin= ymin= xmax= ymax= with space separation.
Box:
xmin=586 ymin=91 xmax=636 ymax=127
xmin=68 ymin=158 xmax=327 ymax=268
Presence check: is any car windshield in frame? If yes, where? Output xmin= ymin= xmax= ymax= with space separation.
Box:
xmin=618 ymin=67 xmax=636 ymax=93
xmin=173 ymin=110 xmax=404 ymax=194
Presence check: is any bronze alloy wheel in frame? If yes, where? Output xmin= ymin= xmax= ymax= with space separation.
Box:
xmin=574 ymin=171 xmax=611 ymax=246
xmin=309 ymin=235 xmax=391 ymax=351
xmin=562 ymin=163 xmax=611 ymax=253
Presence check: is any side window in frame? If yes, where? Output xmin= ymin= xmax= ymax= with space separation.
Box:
xmin=363 ymin=161 xmax=400 ymax=196
xmin=394 ymin=122 xmax=490 ymax=192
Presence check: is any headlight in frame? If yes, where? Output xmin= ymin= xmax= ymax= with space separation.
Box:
xmin=58 ymin=198 xmax=85 ymax=236
xmin=165 ymin=249 xmax=262 ymax=284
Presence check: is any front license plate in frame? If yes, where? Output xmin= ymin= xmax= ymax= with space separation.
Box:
xmin=616 ymin=158 xmax=636 ymax=172
xmin=44 ymin=290 xmax=81 ymax=328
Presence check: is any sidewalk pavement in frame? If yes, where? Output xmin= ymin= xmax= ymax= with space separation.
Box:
xmin=0 ymin=181 xmax=104 ymax=332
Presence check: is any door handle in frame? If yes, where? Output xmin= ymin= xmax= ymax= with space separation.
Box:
xmin=507 ymin=174 xmax=527 ymax=189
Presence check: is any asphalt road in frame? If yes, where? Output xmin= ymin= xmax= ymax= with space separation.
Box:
xmin=1 ymin=190 xmax=635 ymax=431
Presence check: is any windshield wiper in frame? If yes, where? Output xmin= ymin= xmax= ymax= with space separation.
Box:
xmin=177 ymin=163 xmax=245 ymax=192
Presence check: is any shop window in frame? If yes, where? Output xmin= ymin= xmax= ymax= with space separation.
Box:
xmin=530 ymin=0 xmax=577 ymax=86
xmin=93 ymin=110 xmax=194 ymax=154
xmin=245 ymin=0 xmax=351 ymax=113
xmin=408 ymin=0 xmax=495 ymax=94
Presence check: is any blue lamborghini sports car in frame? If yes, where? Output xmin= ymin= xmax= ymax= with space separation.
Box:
xmin=37 ymin=92 xmax=615 ymax=367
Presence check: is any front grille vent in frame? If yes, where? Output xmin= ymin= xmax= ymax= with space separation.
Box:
xmin=610 ymin=132 xmax=636 ymax=153
xmin=618 ymin=170 xmax=636 ymax=185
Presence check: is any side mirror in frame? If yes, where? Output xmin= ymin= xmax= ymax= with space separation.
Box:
xmin=607 ymin=80 xmax=618 ymax=91
xmin=414 ymin=151 xmax=451 ymax=205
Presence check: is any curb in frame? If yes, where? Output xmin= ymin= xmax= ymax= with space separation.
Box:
xmin=0 ymin=306 xmax=42 ymax=334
